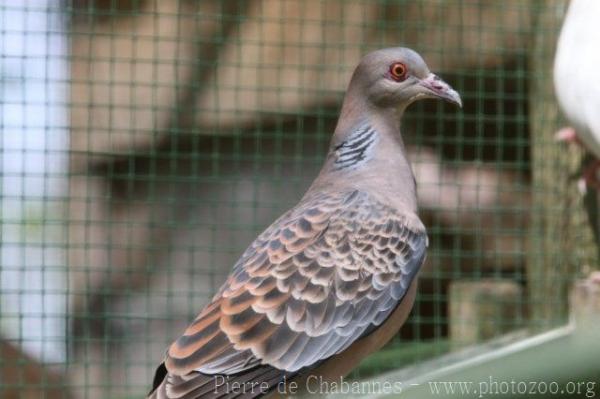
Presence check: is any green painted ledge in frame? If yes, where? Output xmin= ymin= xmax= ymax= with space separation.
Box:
xmin=320 ymin=325 xmax=600 ymax=398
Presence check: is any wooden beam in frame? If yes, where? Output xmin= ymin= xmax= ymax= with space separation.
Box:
xmin=0 ymin=339 xmax=73 ymax=399
xmin=449 ymin=280 xmax=523 ymax=348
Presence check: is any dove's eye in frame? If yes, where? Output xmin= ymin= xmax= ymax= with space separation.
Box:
xmin=389 ymin=62 xmax=408 ymax=82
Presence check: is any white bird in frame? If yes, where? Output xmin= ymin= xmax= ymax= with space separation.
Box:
xmin=554 ymin=0 xmax=600 ymax=190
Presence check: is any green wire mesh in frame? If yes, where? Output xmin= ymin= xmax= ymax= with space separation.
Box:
xmin=0 ymin=0 xmax=596 ymax=397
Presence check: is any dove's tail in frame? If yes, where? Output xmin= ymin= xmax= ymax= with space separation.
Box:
xmin=148 ymin=362 xmax=293 ymax=399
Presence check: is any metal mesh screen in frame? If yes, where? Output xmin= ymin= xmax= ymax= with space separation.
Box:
xmin=0 ymin=0 xmax=595 ymax=397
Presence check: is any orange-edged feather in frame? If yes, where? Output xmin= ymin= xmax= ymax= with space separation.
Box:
xmin=151 ymin=190 xmax=427 ymax=398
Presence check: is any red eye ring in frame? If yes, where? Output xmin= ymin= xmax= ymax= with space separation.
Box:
xmin=389 ymin=62 xmax=407 ymax=82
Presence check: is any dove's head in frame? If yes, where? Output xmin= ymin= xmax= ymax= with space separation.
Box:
xmin=350 ymin=47 xmax=462 ymax=109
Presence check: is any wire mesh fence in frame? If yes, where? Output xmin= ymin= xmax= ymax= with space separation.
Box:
xmin=0 ymin=0 xmax=596 ymax=398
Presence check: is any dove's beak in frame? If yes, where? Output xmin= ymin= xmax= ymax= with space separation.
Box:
xmin=420 ymin=73 xmax=462 ymax=108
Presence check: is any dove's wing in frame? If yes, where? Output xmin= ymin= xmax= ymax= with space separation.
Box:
xmin=150 ymin=190 xmax=426 ymax=398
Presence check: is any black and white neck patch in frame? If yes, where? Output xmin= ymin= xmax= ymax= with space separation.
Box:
xmin=332 ymin=124 xmax=379 ymax=170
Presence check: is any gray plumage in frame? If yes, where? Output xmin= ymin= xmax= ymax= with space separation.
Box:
xmin=149 ymin=47 xmax=461 ymax=399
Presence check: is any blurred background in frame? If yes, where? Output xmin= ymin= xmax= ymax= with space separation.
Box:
xmin=0 ymin=0 xmax=598 ymax=398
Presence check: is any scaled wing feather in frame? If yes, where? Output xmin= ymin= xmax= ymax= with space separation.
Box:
xmin=164 ymin=190 xmax=427 ymax=381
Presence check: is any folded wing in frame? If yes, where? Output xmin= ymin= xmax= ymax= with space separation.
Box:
xmin=152 ymin=190 xmax=427 ymax=398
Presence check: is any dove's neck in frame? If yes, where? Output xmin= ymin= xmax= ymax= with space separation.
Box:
xmin=308 ymin=93 xmax=418 ymax=213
